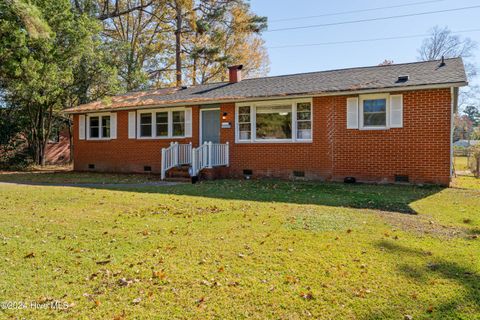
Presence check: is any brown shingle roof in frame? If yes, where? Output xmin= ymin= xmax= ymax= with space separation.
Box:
xmin=65 ymin=58 xmax=467 ymax=113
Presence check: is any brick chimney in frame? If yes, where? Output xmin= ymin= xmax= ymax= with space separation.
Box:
xmin=228 ymin=65 xmax=243 ymax=83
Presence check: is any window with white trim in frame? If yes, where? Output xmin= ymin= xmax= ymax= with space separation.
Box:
xmin=88 ymin=114 xmax=111 ymax=139
xmin=296 ymin=102 xmax=312 ymax=140
xmin=155 ymin=112 xmax=168 ymax=137
xmin=172 ymin=110 xmax=185 ymax=137
xmin=363 ymin=99 xmax=386 ymax=127
xmin=137 ymin=108 xmax=188 ymax=139
xmin=236 ymin=99 xmax=312 ymax=143
xmin=238 ymin=106 xmax=252 ymax=140
xmin=140 ymin=113 xmax=152 ymax=137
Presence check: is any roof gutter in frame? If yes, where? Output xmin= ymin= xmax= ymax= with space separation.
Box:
xmin=64 ymin=82 xmax=468 ymax=114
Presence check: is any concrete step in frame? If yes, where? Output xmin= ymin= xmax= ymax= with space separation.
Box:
xmin=166 ymin=166 xmax=191 ymax=179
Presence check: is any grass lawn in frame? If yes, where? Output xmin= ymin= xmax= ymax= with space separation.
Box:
xmin=454 ymin=156 xmax=470 ymax=172
xmin=0 ymin=170 xmax=160 ymax=185
xmin=0 ymin=174 xmax=479 ymax=319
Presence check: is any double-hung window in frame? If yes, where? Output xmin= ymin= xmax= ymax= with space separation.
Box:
xmin=238 ymin=106 xmax=252 ymax=140
xmin=296 ymin=102 xmax=312 ymax=140
xmin=155 ymin=112 xmax=168 ymax=137
xmin=172 ymin=111 xmax=185 ymax=137
xmin=236 ymin=99 xmax=313 ymax=143
xmin=140 ymin=113 xmax=153 ymax=137
xmin=88 ymin=114 xmax=111 ymax=139
xmin=138 ymin=108 xmax=189 ymax=139
xmin=347 ymin=93 xmax=403 ymax=130
xmin=362 ymin=96 xmax=387 ymax=128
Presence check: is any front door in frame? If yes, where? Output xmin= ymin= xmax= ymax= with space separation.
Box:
xmin=201 ymin=109 xmax=221 ymax=144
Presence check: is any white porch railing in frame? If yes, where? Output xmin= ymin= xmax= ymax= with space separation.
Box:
xmin=209 ymin=142 xmax=229 ymax=167
xmin=190 ymin=141 xmax=229 ymax=177
xmin=161 ymin=142 xmax=192 ymax=180
xmin=178 ymin=142 xmax=192 ymax=165
xmin=191 ymin=143 xmax=209 ymax=178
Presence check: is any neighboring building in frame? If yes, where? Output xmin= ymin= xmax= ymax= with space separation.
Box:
xmin=45 ymin=128 xmax=71 ymax=165
xmin=65 ymin=58 xmax=467 ymax=185
xmin=453 ymin=140 xmax=480 ymax=148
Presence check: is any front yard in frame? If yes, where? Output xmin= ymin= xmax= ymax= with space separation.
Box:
xmin=0 ymin=174 xmax=479 ymax=319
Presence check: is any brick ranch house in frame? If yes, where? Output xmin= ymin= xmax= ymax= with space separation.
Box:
xmin=65 ymin=58 xmax=467 ymax=185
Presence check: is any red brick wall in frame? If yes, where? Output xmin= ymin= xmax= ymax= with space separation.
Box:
xmin=218 ymin=88 xmax=452 ymax=185
xmin=73 ymin=88 xmax=452 ymax=185
xmin=73 ymin=108 xmax=200 ymax=173
xmin=329 ymin=89 xmax=452 ymax=185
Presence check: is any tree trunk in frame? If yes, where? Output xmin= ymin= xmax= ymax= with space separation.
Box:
xmin=175 ymin=1 xmax=182 ymax=87
xmin=192 ymin=58 xmax=197 ymax=86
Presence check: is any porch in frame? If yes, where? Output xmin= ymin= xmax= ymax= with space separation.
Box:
xmin=160 ymin=141 xmax=229 ymax=180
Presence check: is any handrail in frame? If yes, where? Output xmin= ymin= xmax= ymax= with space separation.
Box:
xmin=191 ymin=143 xmax=208 ymax=177
xmin=161 ymin=142 xmax=192 ymax=180
xmin=190 ymin=142 xmax=229 ymax=177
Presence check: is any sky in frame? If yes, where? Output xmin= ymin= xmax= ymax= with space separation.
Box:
xmin=249 ymin=0 xmax=480 ymax=86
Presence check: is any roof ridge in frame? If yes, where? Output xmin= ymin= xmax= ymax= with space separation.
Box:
xmin=241 ymin=57 xmax=462 ymax=81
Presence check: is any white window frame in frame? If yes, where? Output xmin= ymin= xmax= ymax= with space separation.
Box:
xmin=137 ymin=107 xmax=187 ymax=139
xmin=235 ymin=98 xmax=313 ymax=143
xmin=359 ymin=93 xmax=390 ymax=130
xmin=86 ymin=112 xmax=113 ymax=140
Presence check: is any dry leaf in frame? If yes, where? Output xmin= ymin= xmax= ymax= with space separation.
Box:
xmin=300 ymin=292 xmax=314 ymax=300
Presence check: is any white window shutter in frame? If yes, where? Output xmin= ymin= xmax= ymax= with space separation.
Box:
xmin=347 ymin=97 xmax=359 ymax=129
xmin=390 ymin=95 xmax=403 ymax=128
xmin=184 ymin=108 xmax=192 ymax=137
xmin=79 ymin=115 xmax=86 ymax=140
xmin=128 ymin=111 xmax=136 ymax=139
xmin=110 ymin=113 xmax=117 ymax=139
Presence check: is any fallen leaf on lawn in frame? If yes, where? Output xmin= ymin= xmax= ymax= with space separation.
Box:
xmin=300 ymin=292 xmax=314 ymax=300
xmin=284 ymin=275 xmax=298 ymax=284
xmin=113 ymin=310 xmax=126 ymax=320
xmin=347 ymin=229 xmax=352 ymax=234
xmin=24 ymin=252 xmax=35 ymax=258
xmin=132 ymin=297 xmax=141 ymax=305
xmin=237 ymin=253 xmax=245 ymax=258
xmin=217 ymin=266 xmax=225 ymax=273
xmin=196 ymin=296 xmax=205 ymax=306
xmin=152 ymin=270 xmax=167 ymax=280
xmin=427 ymin=305 xmax=434 ymax=313
xmin=118 ymin=278 xmax=133 ymax=287
xmin=200 ymin=280 xmax=211 ymax=287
